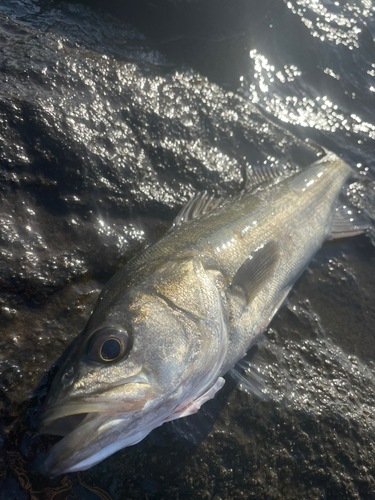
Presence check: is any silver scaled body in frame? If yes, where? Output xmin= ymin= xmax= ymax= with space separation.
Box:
xmin=40 ymin=153 xmax=353 ymax=476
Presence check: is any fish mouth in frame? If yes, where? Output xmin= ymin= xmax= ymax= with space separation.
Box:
xmin=39 ymin=381 xmax=152 ymax=477
xmin=40 ymin=411 xmax=89 ymax=437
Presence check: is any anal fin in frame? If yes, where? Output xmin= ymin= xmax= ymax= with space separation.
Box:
xmin=329 ymin=205 xmax=371 ymax=240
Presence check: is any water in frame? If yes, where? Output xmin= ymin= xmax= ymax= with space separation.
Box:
xmin=0 ymin=0 xmax=374 ymax=498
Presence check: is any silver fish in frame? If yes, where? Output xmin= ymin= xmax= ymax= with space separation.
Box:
xmin=39 ymin=151 xmax=359 ymax=476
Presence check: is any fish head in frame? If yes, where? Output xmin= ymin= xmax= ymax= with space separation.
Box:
xmin=39 ymin=259 xmax=226 ymax=476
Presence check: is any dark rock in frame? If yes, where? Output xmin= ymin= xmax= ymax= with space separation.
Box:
xmin=0 ymin=1 xmax=375 ymax=499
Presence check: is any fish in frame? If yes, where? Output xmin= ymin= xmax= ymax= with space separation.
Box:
xmin=39 ymin=151 xmax=365 ymax=476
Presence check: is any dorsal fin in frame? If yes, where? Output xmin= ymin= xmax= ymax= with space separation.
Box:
xmin=245 ymin=161 xmax=295 ymax=191
xmin=170 ymin=192 xmax=227 ymax=231
xmin=244 ymin=142 xmax=330 ymax=192
xmin=230 ymin=240 xmax=280 ymax=304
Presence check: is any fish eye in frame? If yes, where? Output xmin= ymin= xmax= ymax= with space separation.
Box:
xmin=88 ymin=328 xmax=130 ymax=363
xmin=101 ymin=338 xmax=121 ymax=361
xmin=64 ymin=366 xmax=75 ymax=379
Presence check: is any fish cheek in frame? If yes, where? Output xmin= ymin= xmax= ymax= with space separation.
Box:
xmin=129 ymin=293 xmax=203 ymax=391
xmin=158 ymin=319 xmax=201 ymax=388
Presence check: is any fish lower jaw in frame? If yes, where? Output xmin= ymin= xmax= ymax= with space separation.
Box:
xmin=41 ymin=400 xmax=177 ymax=476
xmin=42 ymin=410 xmax=169 ymax=477
xmin=53 ymin=428 xmax=152 ymax=475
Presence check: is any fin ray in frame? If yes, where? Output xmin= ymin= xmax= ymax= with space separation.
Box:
xmin=170 ymin=192 xmax=227 ymax=231
xmin=163 ymin=377 xmax=225 ymax=422
xmin=229 ymin=359 xmax=270 ymax=401
xmin=231 ymin=240 xmax=280 ymax=304
xmin=329 ymin=205 xmax=370 ymax=240
xmin=245 ymin=162 xmax=288 ymax=190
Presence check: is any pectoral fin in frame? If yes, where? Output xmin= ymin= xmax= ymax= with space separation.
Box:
xmin=230 ymin=359 xmax=270 ymax=401
xmin=231 ymin=240 xmax=280 ymax=304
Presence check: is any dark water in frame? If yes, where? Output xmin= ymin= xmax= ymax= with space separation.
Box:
xmin=0 ymin=0 xmax=375 ymax=498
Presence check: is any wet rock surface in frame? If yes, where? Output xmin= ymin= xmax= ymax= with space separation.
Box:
xmin=0 ymin=0 xmax=375 ymax=498
xmin=0 ymin=7 xmax=315 ymax=402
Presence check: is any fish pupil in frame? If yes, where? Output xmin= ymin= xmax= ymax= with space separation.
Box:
xmin=100 ymin=338 xmax=121 ymax=361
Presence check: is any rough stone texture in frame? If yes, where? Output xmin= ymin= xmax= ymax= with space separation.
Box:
xmin=0 ymin=0 xmax=375 ymax=499
xmin=0 ymin=7 xmax=314 ymax=403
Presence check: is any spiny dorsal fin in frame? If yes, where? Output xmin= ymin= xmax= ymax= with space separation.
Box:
xmin=231 ymin=240 xmax=280 ymax=304
xmin=170 ymin=192 xmax=227 ymax=231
